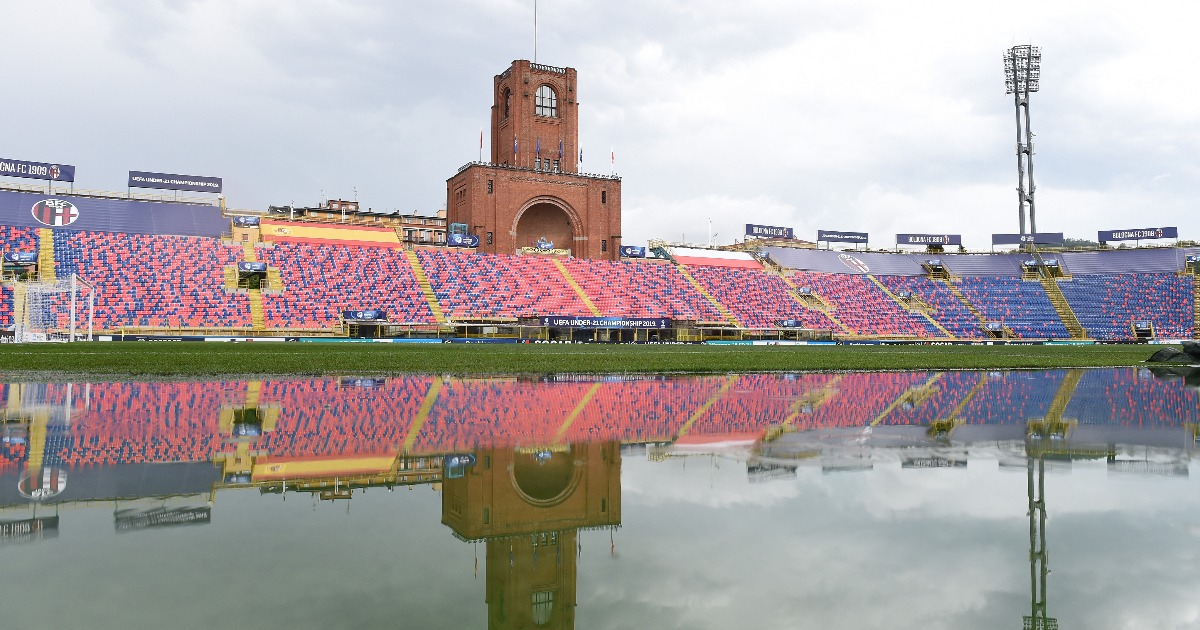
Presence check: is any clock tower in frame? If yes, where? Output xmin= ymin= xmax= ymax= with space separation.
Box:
xmin=447 ymin=60 xmax=622 ymax=260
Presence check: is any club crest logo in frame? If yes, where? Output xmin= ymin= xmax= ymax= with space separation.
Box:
xmin=18 ymin=467 xmax=68 ymax=501
xmin=31 ymin=198 xmax=80 ymax=227
xmin=48 ymin=165 xmax=61 ymax=179
xmin=838 ymin=253 xmax=870 ymax=273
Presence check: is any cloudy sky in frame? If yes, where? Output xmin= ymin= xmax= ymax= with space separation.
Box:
xmin=3 ymin=0 xmax=1199 ymax=248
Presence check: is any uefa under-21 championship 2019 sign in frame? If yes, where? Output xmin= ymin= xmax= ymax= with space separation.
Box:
xmin=0 ymin=157 xmax=75 ymax=182
xmin=128 ymin=171 xmax=223 ymax=194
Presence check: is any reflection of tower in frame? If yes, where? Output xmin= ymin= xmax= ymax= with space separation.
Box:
xmin=1024 ymin=453 xmax=1056 ymax=630
xmin=442 ymin=443 xmax=621 ymax=630
xmin=1020 ymin=370 xmax=1080 ymax=630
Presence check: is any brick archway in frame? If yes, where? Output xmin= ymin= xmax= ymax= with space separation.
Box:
xmin=511 ymin=196 xmax=582 ymax=253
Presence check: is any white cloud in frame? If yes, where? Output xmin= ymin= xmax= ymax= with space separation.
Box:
xmin=2 ymin=0 xmax=1198 ymax=244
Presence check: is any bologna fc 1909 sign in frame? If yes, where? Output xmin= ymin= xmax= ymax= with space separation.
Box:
xmin=31 ymin=198 xmax=80 ymax=227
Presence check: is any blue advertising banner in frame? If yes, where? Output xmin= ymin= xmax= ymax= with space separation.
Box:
xmin=817 ymin=229 xmax=868 ymax=243
xmin=1187 ymin=255 xmax=1200 ymax=264
xmin=1097 ymin=226 xmax=1178 ymax=242
xmin=539 ymin=316 xmax=670 ymax=329
xmin=448 ymin=233 xmax=481 ymax=247
xmin=991 ymin=232 xmax=1065 ymax=246
xmin=0 ymin=190 xmax=226 ymax=238
xmin=237 ymin=262 xmax=267 ymax=273
xmin=342 ymin=309 xmax=387 ymax=321
xmin=746 ymin=224 xmax=794 ymax=239
xmin=232 ymin=216 xmax=260 ymax=227
xmin=896 ymin=233 xmax=962 ymax=246
xmin=3 ymin=252 xmax=37 ymax=263
xmin=128 ymin=171 xmax=223 ymax=193
xmin=0 ymin=157 xmax=75 ymax=182
xmin=619 ymin=245 xmax=646 ymax=258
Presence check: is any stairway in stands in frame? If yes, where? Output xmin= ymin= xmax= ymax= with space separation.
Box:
xmin=37 ymin=228 xmax=56 ymax=282
xmin=404 ymin=250 xmax=447 ymax=324
xmin=1193 ymin=275 xmax=1200 ymax=339
xmin=676 ymin=264 xmax=740 ymax=326
xmin=779 ymin=273 xmax=852 ymax=335
xmin=552 ymin=259 xmax=602 ymax=316
xmin=1038 ymin=276 xmax=1087 ymax=339
xmin=243 ymin=243 xmax=264 ymax=329
xmin=939 ymin=278 xmax=989 ymax=330
xmin=866 ymin=274 xmax=954 ymax=338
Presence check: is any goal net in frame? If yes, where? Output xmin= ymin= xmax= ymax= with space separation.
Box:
xmin=10 ymin=275 xmax=94 ymax=343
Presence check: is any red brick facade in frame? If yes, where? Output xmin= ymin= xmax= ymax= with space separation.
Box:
xmin=447 ymin=60 xmax=622 ymax=260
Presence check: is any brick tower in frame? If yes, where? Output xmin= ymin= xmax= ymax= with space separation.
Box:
xmin=446 ymin=60 xmax=622 ymax=260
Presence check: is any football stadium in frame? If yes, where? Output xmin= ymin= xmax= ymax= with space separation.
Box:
xmin=3 ymin=56 xmax=1199 ymax=347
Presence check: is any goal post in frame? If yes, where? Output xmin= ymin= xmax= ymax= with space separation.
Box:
xmin=10 ymin=274 xmax=95 ymax=342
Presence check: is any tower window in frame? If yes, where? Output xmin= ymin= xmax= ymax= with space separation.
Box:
xmin=535 ymin=85 xmax=557 ymax=117
xmin=601 ymin=191 xmax=607 ymax=204
xmin=601 ymin=239 xmax=607 ymax=252
xmin=503 ymin=88 xmax=511 ymax=118
xmin=487 ymin=179 xmax=493 ymax=194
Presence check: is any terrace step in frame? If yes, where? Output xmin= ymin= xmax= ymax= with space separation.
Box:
xmin=223 ymin=266 xmax=239 ymax=290
xmin=38 ymin=228 xmax=55 ymax=282
xmin=404 ymin=250 xmax=447 ymax=324
xmin=866 ymin=274 xmax=955 ymax=339
xmin=552 ymin=258 xmax=602 ymax=316
xmin=248 ymin=291 xmax=265 ymax=329
xmin=1039 ymin=276 xmax=1088 ymax=339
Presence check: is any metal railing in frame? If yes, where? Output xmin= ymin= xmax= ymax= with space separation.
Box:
xmin=455 ymin=160 xmax=620 ymax=181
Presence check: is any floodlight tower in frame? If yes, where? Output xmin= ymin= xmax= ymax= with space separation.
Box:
xmin=1004 ymin=45 xmax=1042 ymax=236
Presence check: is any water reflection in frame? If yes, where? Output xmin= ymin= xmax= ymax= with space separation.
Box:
xmin=1 ymin=369 xmax=1197 ymax=629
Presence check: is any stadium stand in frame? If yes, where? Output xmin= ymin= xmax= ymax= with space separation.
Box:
xmin=686 ymin=265 xmax=836 ymax=329
xmin=876 ymin=275 xmax=983 ymax=338
xmin=418 ymin=249 xmax=590 ymax=319
xmin=561 ymin=258 xmax=727 ymax=321
xmin=258 ymin=242 xmax=435 ymax=328
xmin=957 ymin=277 xmax=1069 ymax=338
xmin=1056 ymin=273 xmax=1194 ymax=340
xmin=793 ymin=271 xmax=940 ymax=337
xmin=53 ymin=230 xmax=252 ymax=329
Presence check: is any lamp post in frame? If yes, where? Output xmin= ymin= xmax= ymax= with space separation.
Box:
xmin=1004 ymin=45 xmax=1042 ymax=237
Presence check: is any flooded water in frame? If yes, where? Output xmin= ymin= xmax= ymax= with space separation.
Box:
xmin=1 ymin=368 xmax=1198 ymax=630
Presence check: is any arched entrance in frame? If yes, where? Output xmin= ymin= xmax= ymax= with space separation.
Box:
xmin=512 ymin=197 xmax=579 ymax=254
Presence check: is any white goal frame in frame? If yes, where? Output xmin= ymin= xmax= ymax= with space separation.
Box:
xmin=10 ymin=274 xmax=95 ymax=342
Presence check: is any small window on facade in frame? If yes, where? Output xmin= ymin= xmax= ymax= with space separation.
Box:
xmin=534 ymin=158 xmax=541 ymax=171
xmin=483 ymin=508 xmax=490 ymax=524
xmin=601 ymin=190 xmax=607 ymax=204
xmin=535 ymin=85 xmax=557 ymax=117
xmin=487 ymin=179 xmax=493 ymax=194
xmin=487 ymin=231 xmax=493 ymax=245
xmin=552 ymin=159 xmax=559 ymax=173
xmin=601 ymin=239 xmax=607 ymax=252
